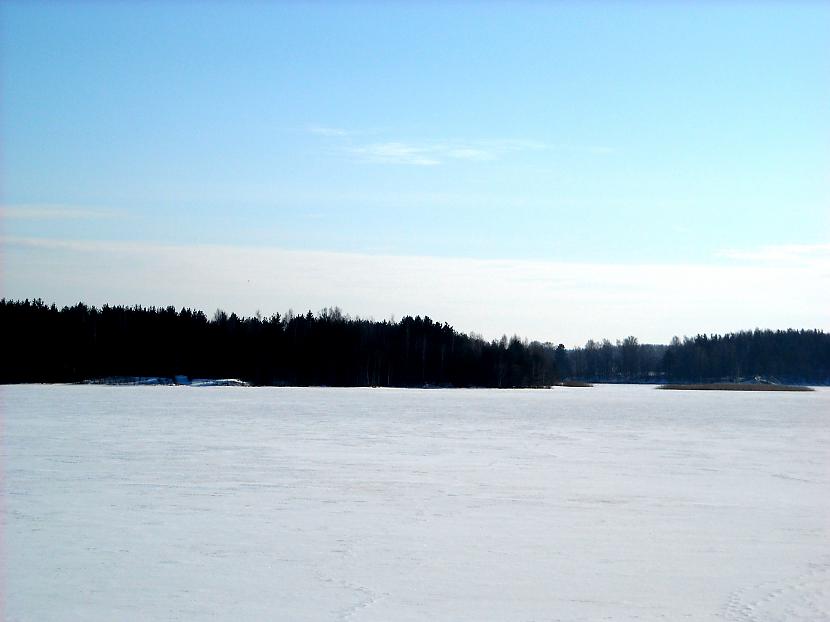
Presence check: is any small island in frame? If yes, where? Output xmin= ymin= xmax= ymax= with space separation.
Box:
xmin=658 ymin=383 xmax=813 ymax=392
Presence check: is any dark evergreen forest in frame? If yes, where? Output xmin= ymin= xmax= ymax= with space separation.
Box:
xmin=0 ymin=299 xmax=557 ymax=387
xmin=565 ymin=332 xmax=830 ymax=384
xmin=2 ymin=298 xmax=828 ymax=386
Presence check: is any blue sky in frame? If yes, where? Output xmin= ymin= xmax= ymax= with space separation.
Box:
xmin=2 ymin=2 xmax=828 ymax=343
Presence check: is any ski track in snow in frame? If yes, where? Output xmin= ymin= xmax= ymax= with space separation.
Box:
xmin=722 ymin=561 xmax=830 ymax=622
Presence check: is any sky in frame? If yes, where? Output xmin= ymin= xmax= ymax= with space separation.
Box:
xmin=1 ymin=1 xmax=828 ymax=345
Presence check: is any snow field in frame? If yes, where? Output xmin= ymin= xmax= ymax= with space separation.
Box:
xmin=2 ymin=385 xmax=828 ymax=621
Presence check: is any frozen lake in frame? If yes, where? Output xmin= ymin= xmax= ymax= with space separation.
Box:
xmin=2 ymin=384 xmax=829 ymax=621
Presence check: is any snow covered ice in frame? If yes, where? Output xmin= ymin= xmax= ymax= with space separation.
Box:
xmin=2 ymin=384 xmax=829 ymax=621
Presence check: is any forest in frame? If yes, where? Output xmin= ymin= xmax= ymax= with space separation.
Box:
xmin=0 ymin=299 xmax=557 ymax=387
xmin=1 ymin=298 xmax=828 ymax=386
xmin=565 ymin=331 xmax=830 ymax=384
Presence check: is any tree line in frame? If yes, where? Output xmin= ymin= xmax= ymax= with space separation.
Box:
xmin=2 ymin=299 xmax=827 ymax=386
xmin=565 ymin=331 xmax=830 ymax=384
xmin=0 ymin=299 xmax=558 ymax=387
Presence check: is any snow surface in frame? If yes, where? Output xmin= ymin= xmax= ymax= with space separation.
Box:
xmin=2 ymin=384 xmax=829 ymax=621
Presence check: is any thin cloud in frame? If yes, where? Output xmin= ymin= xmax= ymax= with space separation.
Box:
xmin=351 ymin=142 xmax=442 ymax=166
xmin=445 ymin=147 xmax=495 ymax=162
xmin=485 ymin=139 xmax=549 ymax=152
xmin=4 ymin=236 xmax=828 ymax=345
xmin=719 ymin=243 xmax=830 ymax=265
xmin=343 ymin=137 xmax=619 ymax=166
xmin=308 ymin=125 xmax=352 ymax=137
xmin=0 ymin=204 xmax=125 ymax=220
xmin=312 ymin=131 xmax=612 ymax=166
xmin=350 ymin=141 xmax=503 ymax=166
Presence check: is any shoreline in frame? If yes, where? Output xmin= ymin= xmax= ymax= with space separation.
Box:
xmin=658 ymin=383 xmax=814 ymax=392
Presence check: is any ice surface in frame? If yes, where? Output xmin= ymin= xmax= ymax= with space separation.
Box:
xmin=2 ymin=385 xmax=829 ymax=621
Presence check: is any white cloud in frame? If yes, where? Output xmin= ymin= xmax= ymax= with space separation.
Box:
xmin=309 ymin=130 xmax=612 ymax=166
xmin=351 ymin=142 xmax=442 ymax=166
xmin=0 ymin=204 xmax=125 ymax=220
xmin=3 ymin=236 xmax=828 ymax=346
xmin=339 ymin=133 xmax=557 ymax=165
xmin=349 ymin=141 xmax=506 ymax=166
